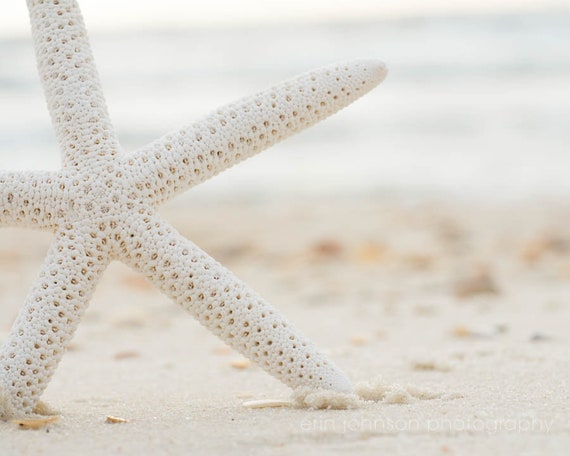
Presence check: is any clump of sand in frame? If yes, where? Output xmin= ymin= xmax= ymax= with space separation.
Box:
xmin=356 ymin=376 xmax=444 ymax=404
xmin=292 ymin=388 xmax=361 ymax=410
xmin=291 ymin=376 xmax=443 ymax=409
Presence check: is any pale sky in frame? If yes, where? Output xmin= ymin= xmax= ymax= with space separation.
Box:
xmin=0 ymin=0 xmax=566 ymax=38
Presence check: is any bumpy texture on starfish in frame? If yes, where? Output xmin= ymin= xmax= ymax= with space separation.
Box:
xmin=0 ymin=0 xmax=386 ymax=418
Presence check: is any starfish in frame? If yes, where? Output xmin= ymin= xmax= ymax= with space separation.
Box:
xmin=0 ymin=0 xmax=386 ymax=418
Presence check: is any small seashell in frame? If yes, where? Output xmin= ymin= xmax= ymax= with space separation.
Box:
xmin=12 ymin=415 xmax=58 ymax=430
xmin=230 ymin=357 xmax=251 ymax=369
xmin=105 ymin=415 xmax=129 ymax=424
xmin=242 ymin=399 xmax=292 ymax=409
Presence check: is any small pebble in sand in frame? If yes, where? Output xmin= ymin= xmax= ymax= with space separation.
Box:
xmin=230 ymin=358 xmax=251 ymax=369
xmin=411 ymin=359 xmax=452 ymax=372
xmin=453 ymin=267 xmax=499 ymax=299
xmin=437 ymin=219 xmax=465 ymax=245
xmin=12 ymin=416 xmax=58 ymax=430
xmin=105 ymin=415 xmax=129 ymax=424
xmin=67 ymin=342 xmax=81 ymax=352
xmin=312 ymin=239 xmax=343 ymax=257
xmin=404 ymin=253 xmax=434 ymax=271
xmin=350 ymin=334 xmax=370 ymax=346
xmin=530 ymin=332 xmax=552 ymax=342
xmin=113 ymin=350 xmax=140 ymax=360
xmin=520 ymin=235 xmax=568 ymax=264
xmin=353 ymin=242 xmax=389 ymax=264
xmin=520 ymin=240 xmax=545 ymax=264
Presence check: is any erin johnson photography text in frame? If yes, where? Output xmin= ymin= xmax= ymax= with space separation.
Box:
xmin=300 ymin=417 xmax=555 ymax=435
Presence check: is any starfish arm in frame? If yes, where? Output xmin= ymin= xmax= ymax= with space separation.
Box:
xmin=0 ymin=227 xmax=109 ymax=417
xmin=120 ymin=212 xmax=353 ymax=393
xmin=0 ymin=171 xmax=60 ymax=229
xmin=127 ymin=60 xmax=387 ymax=205
xmin=27 ymin=0 xmax=120 ymax=169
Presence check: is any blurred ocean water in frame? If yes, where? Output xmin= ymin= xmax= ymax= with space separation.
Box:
xmin=0 ymin=11 xmax=569 ymax=201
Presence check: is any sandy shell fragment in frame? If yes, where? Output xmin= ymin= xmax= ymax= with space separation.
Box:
xmin=12 ymin=415 xmax=58 ymax=430
xmin=242 ymin=399 xmax=292 ymax=409
xmin=520 ymin=235 xmax=568 ymax=264
xmin=230 ymin=358 xmax=251 ymax=369
xmin=353 ymin=242 xmax=389 ymax=264
xmin=350 ymin=334 xmax=369 ymax=346
xmin=452 ymin=325 xmax=474 ymax=338
xmin=105 ymin=415 xmax=129 ymax=424
xmin=236 ymin=392 xmax=255 ymax=399
xmin=411 ymin=359 xmax=452 ymax=372
xmin=452 ymin=324 xmax=506 ymax=339
xmin=312 ymin=239 xmax=343 ymax=257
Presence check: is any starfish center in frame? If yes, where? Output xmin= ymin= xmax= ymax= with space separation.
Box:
xmin=57 ymin=162 xmax=145 ymax=231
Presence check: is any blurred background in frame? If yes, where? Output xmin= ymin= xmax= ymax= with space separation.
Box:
xmin=0 ymin=0 xmax=569 ymax=201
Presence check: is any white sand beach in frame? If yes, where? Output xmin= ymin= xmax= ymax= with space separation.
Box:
xmin=1 ymin=196 xmax=568 ymax=454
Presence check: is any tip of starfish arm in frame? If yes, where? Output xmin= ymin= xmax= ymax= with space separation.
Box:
xmin=350 ymin=59 xmax=388 ymax=87
xmin=313 ymin=59 xmax=387 ymax=107
xmin=322 ymin=364 xmax=354 ymax=394
xmin=370 ymin=59 xmax=389 ymax=82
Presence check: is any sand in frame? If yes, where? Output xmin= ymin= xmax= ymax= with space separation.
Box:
xmin=1 ymin=195 xmax=569 ymax=455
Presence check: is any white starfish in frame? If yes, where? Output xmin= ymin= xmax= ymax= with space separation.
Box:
xmin=0 ymin=0 xmax=386 ymax=418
